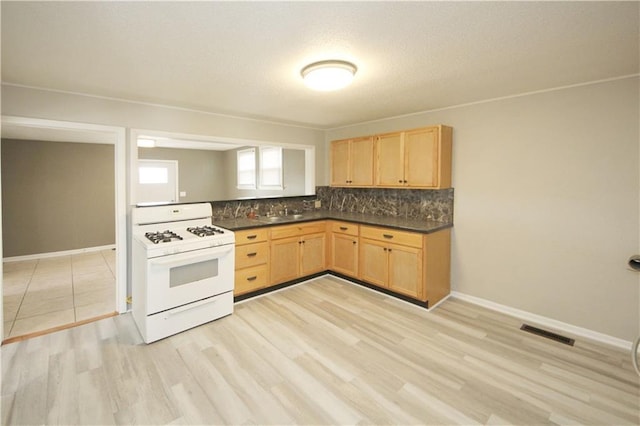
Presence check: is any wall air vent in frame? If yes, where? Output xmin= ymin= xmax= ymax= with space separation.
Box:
xmin=520 ymin=324 xmax=575 ymax=346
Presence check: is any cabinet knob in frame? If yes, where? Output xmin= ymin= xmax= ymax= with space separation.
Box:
xmin=398 ymin=180 xmax=403 ymax=183
xmin=352 ymin=241 xmax=357 ymax=245
xmin=404 ymin=180 xmax=408 ymax=183
xmin=383 ymin=248 xmax=388 ymax=251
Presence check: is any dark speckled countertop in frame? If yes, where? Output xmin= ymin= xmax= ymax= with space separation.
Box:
xmin=212 ymin=210 xmax=452 ymax=234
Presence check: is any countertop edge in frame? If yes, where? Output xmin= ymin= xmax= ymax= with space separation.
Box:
xmin=213 ymin=212 xmax=453 ymax=235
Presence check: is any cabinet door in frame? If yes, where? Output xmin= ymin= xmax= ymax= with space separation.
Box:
xmin=405 ymin=127 xmax=438 ymax=187
xmin=376 ymin=132 xmax=404 ymax=186
xmin=359 ymin=238 xmax=388 ymax=287
xmin=270 ymin=236 xmax=300 ymax=284
xmin=350 ymin=136 xmax=374 ymax=186
xmin=388 ymin=245 xmax=423 ymax=299
xmin=330 ymin=139 xmax=351 ymax=186
xmin=331 ymin=233 xmax=358 ymax=277
xmin=300 ymin=232 xmax=326 ymax=276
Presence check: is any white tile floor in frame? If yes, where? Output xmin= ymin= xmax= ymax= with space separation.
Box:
xmin=3 ymin=249 xmax=116 ymax=340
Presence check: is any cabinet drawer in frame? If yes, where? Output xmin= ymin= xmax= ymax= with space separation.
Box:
xmin=360 ymin=225 xmax=423 ymax=248
xmin=270 ymin=221 xmax=326 ymax=240
xmin=235 ymin=264 xmax=269 ymax=295
xmin=235 ymin=241 xmax=268 ymax=269
xmin=235 ymin=228 xmax=269 ymax=245
xmin=329 ymin=221 xmax=359 ymax=236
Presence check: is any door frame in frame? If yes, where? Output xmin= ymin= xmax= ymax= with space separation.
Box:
xmin=1 ymin=116 xmax=128 ymax=318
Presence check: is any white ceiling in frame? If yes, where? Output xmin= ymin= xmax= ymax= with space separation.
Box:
xmin=1 ymin=1 xmax=638 ymax=130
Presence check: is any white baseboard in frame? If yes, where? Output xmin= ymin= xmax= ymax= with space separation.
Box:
xmin=3 ymin=244 xmax=116 ymax=263
xmin=451 ymin=291 xmax=632 ymax=351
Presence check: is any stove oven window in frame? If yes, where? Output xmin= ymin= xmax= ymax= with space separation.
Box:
xmin=169 ymin=258 xmax=219 ymax=288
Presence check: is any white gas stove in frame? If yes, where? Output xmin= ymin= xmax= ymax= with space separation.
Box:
xmin=131 ymin=203 xmax=235 ymax=343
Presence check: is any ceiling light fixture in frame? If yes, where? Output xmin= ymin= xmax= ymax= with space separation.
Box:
xmin=301 ymin=60 xmax=357 ymax=91
xmin=137 ymin=138 xmax=156 ymax=148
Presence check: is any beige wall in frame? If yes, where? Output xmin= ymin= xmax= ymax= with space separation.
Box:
xmin=138 ymin=147 xmax=227 ymax=203
xmin=1 ymin=84 xmax=327 ymax=185
xmin=326 ymin=77 xmax=639 ymax=341
xmin=1 ymin=139 xmax=115 ymax=257
xmin=2 ymin=79 xmax=638 ymax=341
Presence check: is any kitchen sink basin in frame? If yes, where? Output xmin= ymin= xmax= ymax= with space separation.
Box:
xmin=258 ymin=214 xmax=305 ymax=224
xmin=260 ymin=216 xmax=287 ymax=223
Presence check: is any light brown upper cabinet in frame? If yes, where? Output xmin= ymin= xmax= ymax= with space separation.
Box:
xmin=330 ymin=136 xmax=375 ymax=187
xmin=376 ymin=125 xmax=452 ymax=189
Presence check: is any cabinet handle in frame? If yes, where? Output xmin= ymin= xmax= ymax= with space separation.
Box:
xmin=246 ymin=235 xmax=257 ymax=240
xmin=383 ymin=234 xmax=394 ymax=239
xmin=246 ymin=252 xmax=257 ymax=257
xmin=340 ymin=226 xmax=348 ymax=231
xmin=246 ymin=276 xmax=257 ymax=281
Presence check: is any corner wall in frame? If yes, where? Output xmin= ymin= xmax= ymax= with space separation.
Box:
xmin=326 ymin=77 xmax=640 ymax=341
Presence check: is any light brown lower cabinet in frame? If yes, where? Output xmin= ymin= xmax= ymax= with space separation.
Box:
xmin=328 ymin=221 xmax=359 ymax=278
xmin=235 ymin=219 xmax=450 ymax=307
xmin=270 ymin=222 xmax=326 ymax=285
xmin=359 ymin=227 xmax=424 ymax=299
xmin=359 ymin=225 xmax=450 ymax=306
xmin=234 ymin=228 xmax=270 ymax=296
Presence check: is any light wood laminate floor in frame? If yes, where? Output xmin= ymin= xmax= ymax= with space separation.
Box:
xmin=2 ymin=276 xmax=638 ymax=425
xmin=3 ymin=250 xmax=116 ymax=340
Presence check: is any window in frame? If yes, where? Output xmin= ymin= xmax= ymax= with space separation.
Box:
xmin=139 ymin=166 xmax=168 ymax=184
xmin=237 ymin=148 xmax=256 ymax=189
xmin=137 ymin=160 xmax=179 ymax=204
xmin=259 ymin=146 xmax=283 ymax=190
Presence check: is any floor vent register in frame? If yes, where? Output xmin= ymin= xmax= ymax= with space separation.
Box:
xmin=520 ymin=324 xmax=575 ymax=346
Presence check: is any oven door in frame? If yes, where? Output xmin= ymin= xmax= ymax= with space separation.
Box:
xmin=146 ymin=244 xmax=235 ymax=314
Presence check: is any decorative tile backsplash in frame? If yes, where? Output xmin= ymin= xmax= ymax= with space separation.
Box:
xmin=316 ymin=186 xmax=453 ymax=223
xmin=210 ymin=186 xmax=454 ymax=224
xmin=210 ymin=196 xmax=315 ymax=220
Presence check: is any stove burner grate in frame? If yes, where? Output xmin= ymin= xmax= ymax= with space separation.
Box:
xmin=145 ymin=230 xmax=183 ymax=244
xmin=187 ymin=225 xmax=225 ymax=237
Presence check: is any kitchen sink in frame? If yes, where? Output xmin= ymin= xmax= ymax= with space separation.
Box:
xmin=258 ymin=214 xmax=305 ymax=224
xmin=260 ymin=216 xmax=287 ymax=223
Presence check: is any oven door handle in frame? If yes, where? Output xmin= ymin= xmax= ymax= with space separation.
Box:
xmin=149 ymin=244 xmax=234 ymax=267
xmin=168 ymin=295 xmax=224 ymax=315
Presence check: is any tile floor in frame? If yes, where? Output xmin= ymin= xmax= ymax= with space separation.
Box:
xmin=3 ymin=249 xmax=116 ymax=340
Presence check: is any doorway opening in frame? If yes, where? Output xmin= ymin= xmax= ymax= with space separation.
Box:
xmin=1 ymin=116 xmax=127 ymax=342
